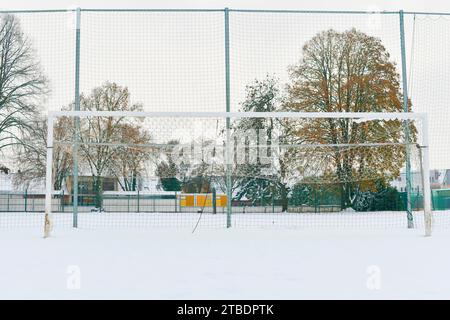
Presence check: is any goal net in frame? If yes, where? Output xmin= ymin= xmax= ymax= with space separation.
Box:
xmin=43 ymin=111 xmax=432 ymax=236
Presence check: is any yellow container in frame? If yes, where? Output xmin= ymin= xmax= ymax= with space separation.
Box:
xmin=216 ymin=195 xmax=227 ymax=207
xmin=180 ymin=193 xmax=227 ymax=207
xmin=196 ymin=194 xmax=212 ymax=207
xmin=180 ymin=194 xmax=194 ymax=207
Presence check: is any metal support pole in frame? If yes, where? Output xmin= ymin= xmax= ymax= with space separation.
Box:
xmin=224 ymin=7 xmax=232 ymax=228
xmin=137 ymin=187 xmax=140 ymax=213
xmin=212 ymin=187 xmax=217 ymax=214
xmin=73 ymin=7 xmax=81 ymax=228
xmin=44 ymin=115 xmax=55 ymax=238
xmin=399 ymin=10 xmax=414 ymax=229
xmin=24 ymin=189 xmax=27 ymax=212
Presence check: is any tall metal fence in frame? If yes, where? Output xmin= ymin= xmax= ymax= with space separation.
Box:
xmin=1 ymin=8 xmax=450 ymax=230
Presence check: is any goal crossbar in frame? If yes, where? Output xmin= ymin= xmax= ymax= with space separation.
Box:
xmin=48 ymin=110 xmax=427 ymax=120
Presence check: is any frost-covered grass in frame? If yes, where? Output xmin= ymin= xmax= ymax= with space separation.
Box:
xmin=1 ymin=227 xmax=450 ymax=299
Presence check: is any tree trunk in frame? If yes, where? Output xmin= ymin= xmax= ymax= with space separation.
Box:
xmin=280 ymin=183 xmax=288 ymax=212
xmin=340 ymin=182 xmax=346 ymax=210
xmin=131 ymin=174 xmax=137 ymax=191
xmin=93 ymin=175 xmax=103 ymax=209
xmin=340 ymin=181 xmax=353 ymax=210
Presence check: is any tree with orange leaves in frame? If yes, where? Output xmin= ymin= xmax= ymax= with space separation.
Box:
xmin=284 ymin=29 xmax=416 ymax=209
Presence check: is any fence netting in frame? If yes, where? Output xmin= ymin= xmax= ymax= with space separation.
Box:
xmin=0 ymin=9 xmax=449 ymax=230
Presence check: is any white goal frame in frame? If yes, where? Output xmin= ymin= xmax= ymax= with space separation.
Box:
xmin=43 ymin=111 xmax=432 ymax=237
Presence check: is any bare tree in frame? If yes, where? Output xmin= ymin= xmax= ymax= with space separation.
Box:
xmin=14 ymin=117 xmax=72 ymax=190
xmin=111 ymin=123 xmax=152 ymax=191
xmin=232 ymin=76 xmax=291 ymax=211
xmin=0 ymin=14 xmax=47 ymax=153
xmin=155 ymin=140 xmax=182 ymax=191
xmin=155 ymin=139 xmax=218 ymax=193
xmin=77 ymin=82 xmax=143 ymax=208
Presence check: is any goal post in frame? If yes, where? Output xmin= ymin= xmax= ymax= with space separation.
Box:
xmin=43 ymin=111 xmax=432 ymax=237
xmin=421 ymin=114 xmax=432 ymax=236
xmin=44 ymin=115 xmax=54 ymax=238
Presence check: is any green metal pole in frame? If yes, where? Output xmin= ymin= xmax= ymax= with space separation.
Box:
xmin=212 ymin=187 xmax=217 ymax=214
xmin=137 ymin=186 xmax=140 ymax=213
xmin=399 ymin=10 xmax=414 ymax=229
xmin=314 ymin=188 xmax=317 ymax=214
xmin=175 ymin=192 xmax=177 ymax=212
xmin=224 ymin=7 xmax=232 ymax=228
xmin=73 ymin=7 xmax=81 ymax=228
xmin=272 ymin=193 xmax=275 ymax=213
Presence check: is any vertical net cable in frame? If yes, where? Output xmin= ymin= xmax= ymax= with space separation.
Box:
xmin=406 ymin=13 xmax=450 ymax=228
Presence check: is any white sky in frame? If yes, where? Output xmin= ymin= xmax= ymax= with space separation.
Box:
xmin=0 ymin=0 xmax=446 ymax=12
xmin=1 ymin=0 xmax=449 ymax=169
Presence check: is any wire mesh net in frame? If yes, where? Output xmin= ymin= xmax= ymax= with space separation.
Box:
xmin=80 ymin=11 xmax=225 ymax=113
xmin=406 ymin=14 xmax=450 ymax=170
xmin=0 ymin=9 xmax=449 ymax=232
xmin=229 ymin=12 xmax=403 ymax=113
xmin=32 ymin=113 xmax=428 ymax=231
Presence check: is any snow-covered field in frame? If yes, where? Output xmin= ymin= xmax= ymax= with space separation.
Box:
xmin=2 ymin=210 xmax=450 ymax=229
xmin=1 ymin=227 xmax=450 ymax=299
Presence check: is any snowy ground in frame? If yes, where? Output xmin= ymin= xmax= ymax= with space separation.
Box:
xmin=3 ymin=210 xmax=450 ymax=229
xmin=1 ymin=227 xmax=450 ymax=299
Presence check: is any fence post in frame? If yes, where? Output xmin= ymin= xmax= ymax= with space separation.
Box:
xmin=399 ymin=10 xmax=414 ymax=229
xmin=24 ymin=188 xmax=28 ymax=212
xmin=137 ymin=187 xmax=140 ymax=213
xmin=272 ymin=193 xmax=275 ymax=213
xmin=314 ymin=188 xmax=317 ymax=213
xmin=175 ymin=192 xmax=177 ymax=212
xmin=212 ymin=188 xmax=217 ymax=214
xmin=224 ymin=7 xmax=232 ymax=228
xmin=420 ymin=114 xmax=432 ymax=236
xmin=72 ymin=7 xmax=81 ymax=228
xmin=44 ymin=115 xmax=55 ymax=237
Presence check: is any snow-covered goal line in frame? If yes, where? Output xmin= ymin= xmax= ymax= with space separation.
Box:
xmin=43 ymin=111 xmax=432 ymax=237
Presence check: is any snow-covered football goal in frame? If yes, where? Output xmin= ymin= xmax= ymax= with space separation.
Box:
xmin=42 ymin=111 xmax=432 ymax=237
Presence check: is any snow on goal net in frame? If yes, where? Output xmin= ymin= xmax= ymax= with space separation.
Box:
xmin=42 ymin=111 xmax=432 ymax=236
